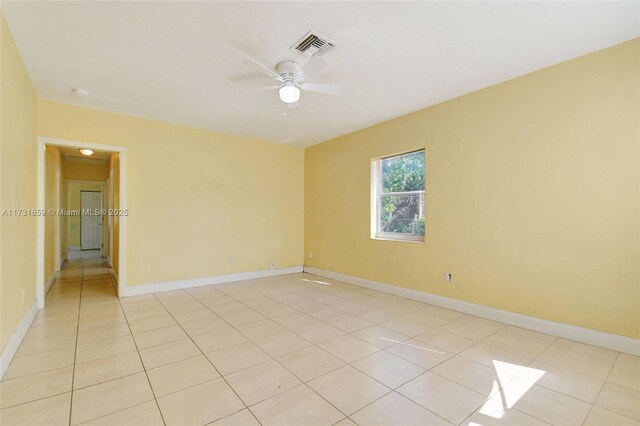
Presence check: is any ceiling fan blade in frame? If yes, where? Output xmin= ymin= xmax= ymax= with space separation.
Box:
xmin=244 ymin=59 xmax=283 ymax=81
xmin=245 ymin=84 xmax=281 ymax=93
xmin=299 ymin=82 xmax=342 ymax=96
xmin=295 ymin=56 xmax=327 ymax=79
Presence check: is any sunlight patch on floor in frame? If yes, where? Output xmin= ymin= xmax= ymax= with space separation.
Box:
xmin=301 ymin=278 xmax=333 ymax=286
xmin=478 ymin=361 xmax=545 ymax=420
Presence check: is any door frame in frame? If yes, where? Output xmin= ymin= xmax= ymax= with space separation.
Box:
xmin=37 ymin=136 xmax=127 ymax=304
xmin=55 ymin=167 xmax=62 ymax=271
xmin=80 ymin=189 xmax=103 ymax=251
xmin=107 ymin=176 xmax=113 ymax=266
xmin=65 ymin=180 xmax=106 ymax=257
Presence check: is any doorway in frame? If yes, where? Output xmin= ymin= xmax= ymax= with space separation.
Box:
xmin=37 ymin=136 xmax=127 ymax=306
xmin=80 ymin=190 xmax=103 ymax=250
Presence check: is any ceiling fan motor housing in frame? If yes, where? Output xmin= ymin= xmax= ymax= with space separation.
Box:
xmin=276 ymin=61 xmax=303 ymax=84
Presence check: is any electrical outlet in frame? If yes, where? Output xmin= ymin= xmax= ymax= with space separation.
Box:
xmin=444 ymin=273 xmax=453 ymax=284
xmin=229 ymin=256 xmax=235 ymax=264
xmin=308 ymin=252 xmax=313 ymax=259
xmin=269 ymin=261 xmax=276 ymax=270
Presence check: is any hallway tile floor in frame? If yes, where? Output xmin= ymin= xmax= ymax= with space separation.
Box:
xmin=1 ymin=256 xmax=638 ymax=425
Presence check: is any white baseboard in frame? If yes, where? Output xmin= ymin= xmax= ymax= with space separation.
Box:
xmin=68 ymin=246 xmax=81 ymax=251
xmin=304 ymin=266 xmax=640 ymax=356
xmin=44 ymin=271 xmax=58 ymax=296
xmin=0 ymin=300 xmax=39 ymax=379
xmin=122 ymin=266 xmax=304 ymax=297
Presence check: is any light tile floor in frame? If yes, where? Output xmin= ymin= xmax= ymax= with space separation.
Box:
xmin=1 ymin=255 xmax=638 ymax=425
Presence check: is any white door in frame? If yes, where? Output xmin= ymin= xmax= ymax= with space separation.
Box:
xmin=81 ymin=191 xmax=102 ymax=250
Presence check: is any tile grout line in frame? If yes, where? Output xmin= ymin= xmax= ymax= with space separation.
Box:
xmin=191 ymin=285 xmax=382 ymax=417
xmin=446 ymin=323 xmax=557 ymax=425
xmin=106 ymin=261 xmax=168 ymax=426
xmin=531 ymin=334 xmax=599 ymax=426
xmin=0 ymin=354 xmax=76 ymax=382
xmin=1 ymin=390 xmax=73 ymax=412
xmin=181 ymin=285 xmax=407 ymax=421
xmin=181 ymin=278 xmax=469 ymax=421
xmin=349 ymin=295 xmax=632 ymax=418
xmin=43 ymin=261 xmax=144 ymax=415
xmin=74 ymin=399 xmax=162 ymax=426
xmin=201 ymin=407 xmax=252 ymax=425
xmin=256 ymin=277 xmax=604 ymax=425
xmin=158 ymin=285 xmax=380 ymax=422
xmin=581 ymin=351 xmax=621 ymax=425
xmin=67 ymin=254 xmax=87 ymax=426
xmin=457 ymin=328 xmax=604 ymax=426
xmin=333 ymin=317 xmax=466 ymax=425
xmin=150 ymin=292 xmax=261 ymax=426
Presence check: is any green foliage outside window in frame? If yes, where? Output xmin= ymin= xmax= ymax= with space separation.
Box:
xmin=380 ymin=150 xmax=425 ymax=236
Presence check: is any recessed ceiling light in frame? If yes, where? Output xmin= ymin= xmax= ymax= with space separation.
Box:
xmin=73 ymin=88 xmax=90 ymax=97
xmin=79 ymin=149 xmax=94 ymax=156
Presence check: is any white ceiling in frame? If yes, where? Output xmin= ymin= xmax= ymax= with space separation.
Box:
xmin=3 ymin=1 xmax=639 ymax=147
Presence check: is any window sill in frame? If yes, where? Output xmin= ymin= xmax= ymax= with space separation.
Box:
xmin=371 ymin=236 xmax=425 ymax=244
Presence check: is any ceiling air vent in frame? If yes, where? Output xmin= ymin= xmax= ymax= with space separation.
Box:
xmin=291 ymin=31 xmax=336 ymax=58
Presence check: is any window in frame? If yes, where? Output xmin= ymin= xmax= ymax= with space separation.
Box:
xmin=371 ymin=149 xmax=425 ymax=242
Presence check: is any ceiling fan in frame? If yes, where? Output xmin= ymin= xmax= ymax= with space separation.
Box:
xmin=245 ymin=56 xmax=342 ymax=106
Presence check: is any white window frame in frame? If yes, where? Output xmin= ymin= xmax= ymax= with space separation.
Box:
xmin=371 ymin=149 xmax=425 ymax=243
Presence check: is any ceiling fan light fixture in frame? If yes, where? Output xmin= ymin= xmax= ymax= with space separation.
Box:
xmin=279 ymin=84 xmax=300 ymax=104
xmin=79 ymin=149 xmax=94 ymax=156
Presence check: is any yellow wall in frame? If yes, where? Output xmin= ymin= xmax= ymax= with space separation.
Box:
xmin=63 ymin=160 xmax=109 ymax=181
xmin=0 ymin=13 xmax=38 ymax=351
xmin=305 ymin=39 xmax=640 ymax=339
xmin=38 ymin=101 xmax=305 ymax=286
xmin=66 ymin=182 xmax=103 ymax=248
xmin=44 ymin=145 xmax=62 ymax=283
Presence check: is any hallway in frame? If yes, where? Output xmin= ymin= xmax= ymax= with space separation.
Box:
xmin=1 ymin=253 xmax=129 ymax=424
xmin=1 ymin=255 xmax=638 ymax=425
